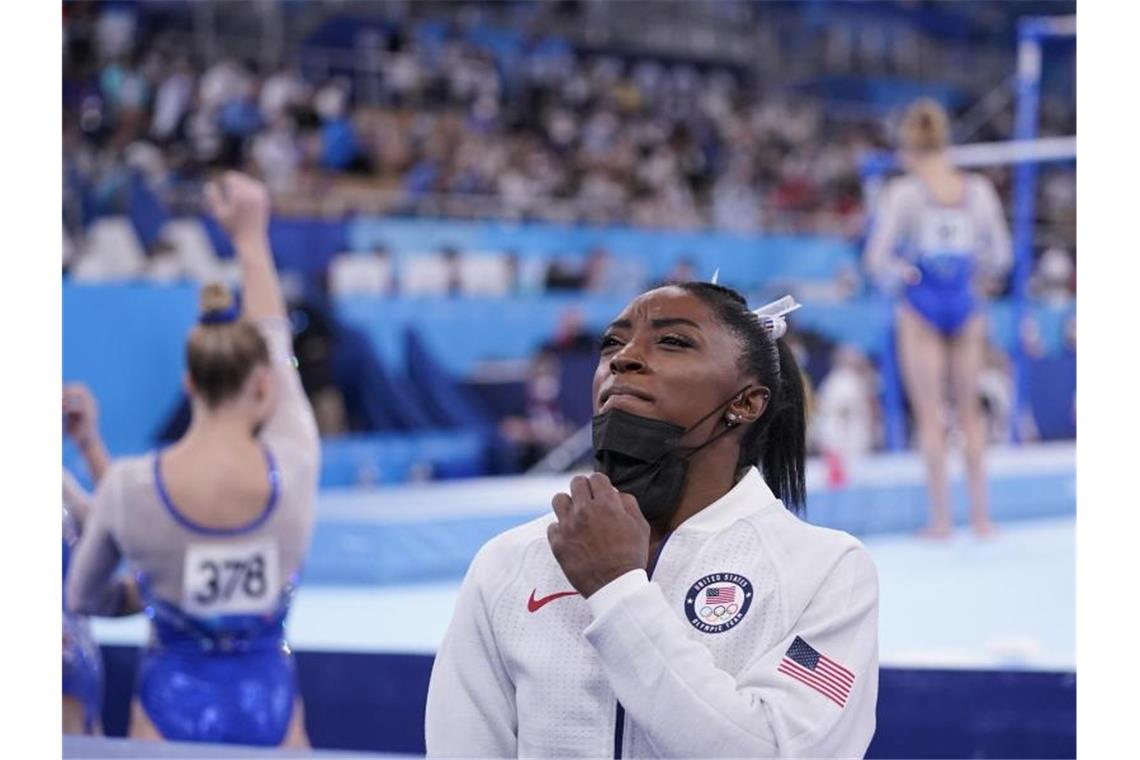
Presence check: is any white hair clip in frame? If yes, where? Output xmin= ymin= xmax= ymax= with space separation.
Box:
xmin=710 ymin=268 xmax=720 ymax=285
xmin=752 ymin=295 xmax=802 ymax=341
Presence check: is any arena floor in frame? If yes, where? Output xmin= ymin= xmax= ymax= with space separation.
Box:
xmin=91 ymin=514 xmax=1074 ymax=671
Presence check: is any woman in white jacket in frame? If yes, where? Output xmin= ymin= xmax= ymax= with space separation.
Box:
xmin=427 ymin=282 xmax=879 ymax=758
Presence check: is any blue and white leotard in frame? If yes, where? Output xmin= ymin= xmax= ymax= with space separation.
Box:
xmin=865 ymin=173 xmax=1012 ymax=337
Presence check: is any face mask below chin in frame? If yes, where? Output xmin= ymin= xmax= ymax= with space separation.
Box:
xmin=591 ymin=386 xmax=750 ymax=525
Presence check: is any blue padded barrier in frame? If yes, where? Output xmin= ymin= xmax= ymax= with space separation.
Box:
xmin=96 ymin=645 xmax=1074 ymax=758
xmin=317 ymin=431 xmax=490 ymax=489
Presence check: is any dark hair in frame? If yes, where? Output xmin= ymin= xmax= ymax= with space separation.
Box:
xmin=676 ymin=282 xmax=807 ymax=512
xmin=187 ymin=283 xmax=270 ymax=408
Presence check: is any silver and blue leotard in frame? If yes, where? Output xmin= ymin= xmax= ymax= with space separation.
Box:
xmin=65 ymin=317 xmax=320 ymax=746
xmin=866 ymin=173 xmax=1012 ymax=337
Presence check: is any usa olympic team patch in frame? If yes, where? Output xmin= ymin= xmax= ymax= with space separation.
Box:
xmin=684 ymin=573 xmax=753 ymax=633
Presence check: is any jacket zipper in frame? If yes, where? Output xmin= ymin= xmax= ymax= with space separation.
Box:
xmin=613 ymin=530 xmax=673 ymax=759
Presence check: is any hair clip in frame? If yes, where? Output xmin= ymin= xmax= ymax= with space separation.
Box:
xmin=198 ymin=305 xmax=240 ymax=325
xmin=752 ymin=295 xmax=802 ymax=341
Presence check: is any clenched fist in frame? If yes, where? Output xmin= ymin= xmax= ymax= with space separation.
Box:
xmin=205 ymin=171 xmax=271 ymax=246
xmin=547 ymin=473 xmax=651 ymax=598
xmin=63 ymin=383 xmax=100 ymax=449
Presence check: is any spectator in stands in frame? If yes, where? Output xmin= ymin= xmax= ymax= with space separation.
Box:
xmin=198 ymin=57 xmax=249 ymax=114
xmin=977 ymin=342 xmax=1013 ymax=445
xmin=811 ymin=345 xmax=877 ymax=461
xmin=544 ymin=256 xmax=589 ymax=291
xmin=498 ymin=350 xmax=575 ymax=471
xmin=711 ymin=158 xmax=763 ymax=233
xmin=259 ymin=64 xmax=309 ymax=125
xmin=142 ymin=238 xmax=185 ymax=283
xmin=150 ymin=56 xmax=193 ymax=143
xmin=252 ymin=115 xmax=302 ymax=194
xmin=544 ymin=307 xmax=596 ymax=355
xmin=582 ymin=245 xmax=644 ymax=294
xmin=1031 ymin=247 xmax=1076 ymax=306
xmin=1020 ymin=316 xmax=1047 ymax=360
xmin=292 ymin=299 xmax=349 ymax=436
xmin=502 ymin=251 xmax=521 ymax=295
xmin=217 ymin=75 xmax=263 ymax=168
xmin=440 ymin=245 xmax=463 ymax=296
xmin=657 ymin=256 xmax=698 ymax=287
xmin=316 ymin=78 xmax=370 ymax=174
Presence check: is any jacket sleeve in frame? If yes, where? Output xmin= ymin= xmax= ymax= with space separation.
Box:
xmin=66 ymin=466 xmax=128 ymax=616
xmin=425 ymin=544 xmax=518 ymax=758
xmin=583 ymin=546 xmax=879 ymax=758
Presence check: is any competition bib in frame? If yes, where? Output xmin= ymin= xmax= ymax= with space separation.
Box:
xmin=917 ymin=208 xmax=976 ymax=257
xmin=182 ymin=538 xmax=279 ymax=616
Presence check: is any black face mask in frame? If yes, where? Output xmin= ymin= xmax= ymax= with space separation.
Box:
xmin=592 ymin=387 xmax=750 ymax=525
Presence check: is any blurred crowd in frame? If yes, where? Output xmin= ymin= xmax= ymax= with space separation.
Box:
xmin=63 ymin=12 xmax=865 ymax=234
xmin=63 ymin=1 xmax=1074 ymax=243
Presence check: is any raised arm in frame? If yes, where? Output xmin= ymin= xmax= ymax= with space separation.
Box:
xmin=63 ymin=383 xmax=110 ymax=487
xmin=205 ymin=172 xmax=319 ymax=457
xmin=66 ymin=467 xmax=142 ymax=617
xmin=205 ymin=171 xmax=286 ymax=322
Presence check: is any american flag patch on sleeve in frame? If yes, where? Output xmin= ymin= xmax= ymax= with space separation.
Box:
xmin=777 ymin=636 xmax=855 ymax=707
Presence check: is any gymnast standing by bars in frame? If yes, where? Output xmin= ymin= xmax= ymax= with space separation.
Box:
xmin=865 ymin=99 xmax=1012 ymax=538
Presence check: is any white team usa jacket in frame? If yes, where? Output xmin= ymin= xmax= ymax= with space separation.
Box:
xmin=425 ymin=467 xmax=879 ymax=758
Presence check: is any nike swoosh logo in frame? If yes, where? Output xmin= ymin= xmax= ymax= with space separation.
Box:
xmin=527 ymin=589 xmax=580 ymax=613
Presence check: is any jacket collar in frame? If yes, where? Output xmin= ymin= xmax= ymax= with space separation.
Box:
xmin=675 ymin=466 xmax=782 ymax=534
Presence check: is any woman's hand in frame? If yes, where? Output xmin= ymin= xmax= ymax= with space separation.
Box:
xmin=64 ymin=382 xmax=110 ymax=483
xmin=63 ymin=383 xmax=100 ymax=449
xmin=205 ymin=171 xmax=270 ymax=246
xmin=206 ymin=171 xmax=287 ymax=322
xmin=548 ymin=473 xmax=651 ymax=598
